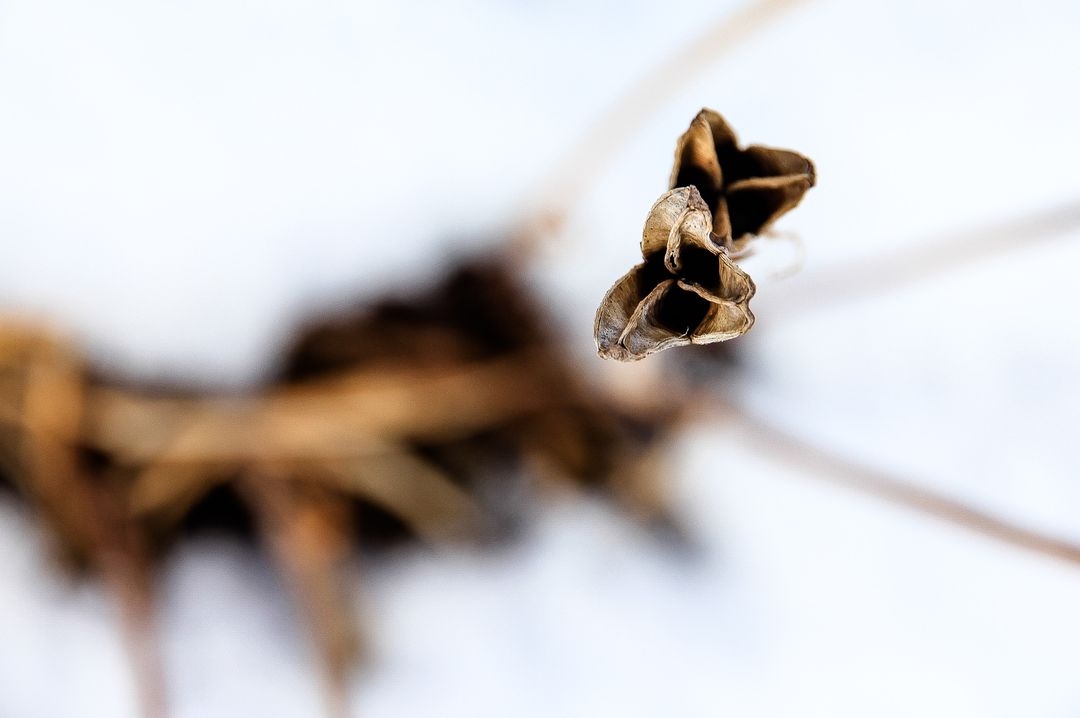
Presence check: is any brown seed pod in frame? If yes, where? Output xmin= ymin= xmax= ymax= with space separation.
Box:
xmin=595 ymin=186 xmax=755 ymax=361
xmin=595 ymin=109 xmax=814 ymax=362
xmin=670 ymin=108 xmax=815 ymax=250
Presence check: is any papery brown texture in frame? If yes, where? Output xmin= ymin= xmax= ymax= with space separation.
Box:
xmin=670 ymin=108 xmax=815 ymax=249
xmin=595 ymin=187 xmax=755 ymax=362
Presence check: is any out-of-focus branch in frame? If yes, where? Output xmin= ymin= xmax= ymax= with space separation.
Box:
xmin=85 ymin=352 xmax=573 ymax=465
xmin=240 ymin=467 xmax=356 ymax=718
xmin=729 ymin=201 xmax=1080 ymax=568
xmin=725 ymin=403 xmax=1080 ymax=567
xmin=17 ymin=335 xmax=166 ymax=718
xmin=758 ymin=198 xmax=1080 ymax=323
xmin=513 ymin=0 xmax=811 ymax=256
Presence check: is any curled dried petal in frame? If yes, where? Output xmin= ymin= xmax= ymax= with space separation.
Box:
xmin=685 ymin=290 xmax=756 ymax=345
xmin=669 ymin=108 xmax=814 ymax=244
xmin=726 ymin=174 xmax=814 ymax=244
xmin=669 ymin=110 xmax=738 ymax=237
xmin=731 ymin=145 xmax=816 ymax=185
xmin=596 ymin=252 xmax=755 ymax=361
xmin=669 ymin=112 xmax=727 ymax=213
xmin=641 ymin=186 xmax=709 ymax=258
xmin=661 ymin=189 xmax=719 ymax=275
xmin=616 ymin=279 xmax=699 ymax=360
xmin=594 ymin=263 xmax=652 ymax=361
xmin=677 ymin=251 xmax=756 ymax=306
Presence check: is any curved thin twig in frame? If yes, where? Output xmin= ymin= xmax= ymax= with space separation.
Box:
xmin=725 ymin=403 xmax=1080 ymax=567
xmin=757 ymin=198 xmax=1080 ymax=322
xmin=512 ymin=0 xmax=811 ymax=256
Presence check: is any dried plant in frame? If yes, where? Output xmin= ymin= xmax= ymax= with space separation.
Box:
xmin=4 ymin=6 xmax=823 ymax=709
xmin=0 ymin=259 xmax=685 ymax=718
xmin=595 ymin=108 xmax=814 ymax=361
xmin=595 ymin=186 xmax=756 ymax=361
xmin=4 ymin=2 xmax=1079 ymax=716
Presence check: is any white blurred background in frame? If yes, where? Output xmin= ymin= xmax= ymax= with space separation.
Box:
xmin=2 ymin=0 xmax=1080 ymax=715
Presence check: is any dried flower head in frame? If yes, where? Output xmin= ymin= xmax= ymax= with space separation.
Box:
xmin=671 ymin=108 xmax=815 ymax=250
xmin=595 ymin=109 xmax=814 ymax=362
xmin=595 ymin=186 xmax=755 ymax=361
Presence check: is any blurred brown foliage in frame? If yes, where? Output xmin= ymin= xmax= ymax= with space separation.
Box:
xmin=0 ymin=255 xmax=706 ymax=715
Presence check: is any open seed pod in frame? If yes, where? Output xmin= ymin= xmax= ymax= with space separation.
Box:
xmin=595 ymin=187 xmax=756 ymax=361
xmin=671 ymin=108 xmax=815 ymax=250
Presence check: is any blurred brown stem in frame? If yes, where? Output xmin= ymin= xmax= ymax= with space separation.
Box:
xmin=84 ymin=353 xmax=572 ymax=465
xmin=758 ymin=198 xmax=1080 ymax=322
xmin=513 ymin=0 xmax=810 ymax=256
xmin=730 ymin=200 xmax=1080 ymax=569
xmin=97 ymin=510 xmax=166 ymax=718
xmin=18 ymin=342 xmax=166 ymax=718
xmin=725 ymin=404 xmax=1080 ymax=568
xmin=240 ymin=468 xmax=356 ymax=718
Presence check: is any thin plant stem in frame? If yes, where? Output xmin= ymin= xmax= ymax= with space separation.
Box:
xmin=19 ymin=344 xmax=167 ymax=718
xmin=239 ymin=467 xmax=355 ymax=718
xmin=724 ymin=403 xmax=1080 ymax=567
xmin=757 ymin=198 xmax=1080 ymax=323
xmin=512 ymin=0 xmax=810 ymax=257
xmin=101 ymin=546 xmax=166 ymax=718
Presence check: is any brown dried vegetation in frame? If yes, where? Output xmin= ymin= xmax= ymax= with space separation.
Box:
xmin=0 ymin=259 xmax=688 ymax=716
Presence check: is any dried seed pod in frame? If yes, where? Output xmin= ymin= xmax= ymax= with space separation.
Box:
xmin=595 ymin=187 xmax=755 ymax=362
xmin=670 ymin=108 xmax=815 ymax=249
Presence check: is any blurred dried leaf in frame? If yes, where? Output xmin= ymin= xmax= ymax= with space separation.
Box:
xmin=0 ymin=258 xmax=682 ymax=717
